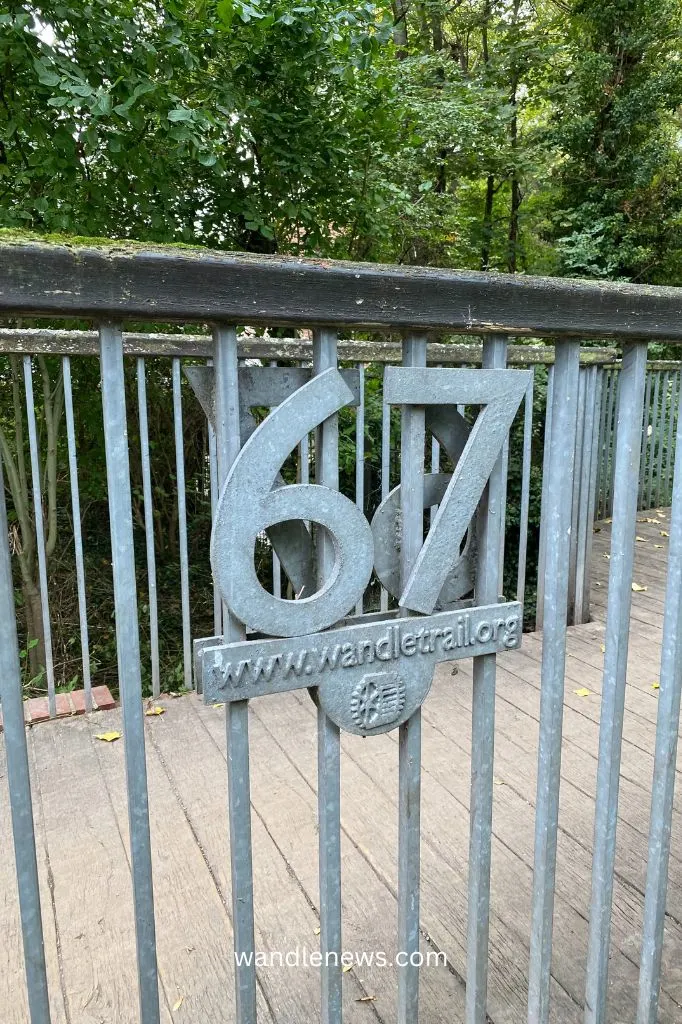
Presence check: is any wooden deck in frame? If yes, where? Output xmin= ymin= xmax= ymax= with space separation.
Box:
xmin=2 ymin=511 xmax=682 ymax=1024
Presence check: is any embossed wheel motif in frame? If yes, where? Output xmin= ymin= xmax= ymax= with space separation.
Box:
xmin=350 ymin=673 xmax=406 ymax=732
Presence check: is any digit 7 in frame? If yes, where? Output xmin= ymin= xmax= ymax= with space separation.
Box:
xmin=383 ymin=366 xmax=531 ymax=615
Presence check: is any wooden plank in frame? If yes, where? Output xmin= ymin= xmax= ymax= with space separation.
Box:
xmin=3 ymin=241 xmax=682 ymax=338
xmin=246 ymin=688 xmax=582 ymax=1024
xmin=0 ymin=739 xmax=66 ymax=1024
xmin=26 ymin=714 xmax=173 ymax=1023
xmin=0 ymin=328 xmax=621 ymax=365
xmin=90 ymin=703 xmax=276 ymax=1023
xmin=414 ymin=673 xmax=682 ymax=1015
xmin=118 ymin=699 xmax=321 ymax=1023
xmin=191 ymin=694 xmax=466 ymax=1023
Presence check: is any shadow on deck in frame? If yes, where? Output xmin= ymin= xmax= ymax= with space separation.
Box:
xmin=2 ymin=511 xmax=681 ymax=1023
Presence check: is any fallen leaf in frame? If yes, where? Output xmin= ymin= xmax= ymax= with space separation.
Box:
xmin=603 ymin=553 xmax=610 ymax=560
xmin=595 ymin=581 xmax=602 ymax=587
xmin=314 ymin=927 xmax=321 ymax=936
xmin=632 ymin=583 xmax=648 ymax=592
xmin=343 ymin=964 xmax=353 ymax=973
xmin=604 ymin=518 xmax=613 ymax=524
xmin=356 ymin=996 xmax=376 ymax=1003
xmin=95 ymin=731 xmax=121 ymax=743
xmin=493 ymin=776 xmax=505 ymax=786
xmin=661 ymin=531 xmax=670 ymax=537
xmin=574 ymin=688 xmax=591 ymax=698
xmin=652 ymin=682 xmax=660 ymax=690
xmin=145 ymin=706 xmax=166 ymax=717
xmin=600 ymin=645 xmax=606 ymax=653
xmin=173 ymin=996 xmax=184 ymax=1012
xmin=638 ymin=517 xmax=661 ymax=524
xmin=635 ymin=536 xmax=646 ymax=542
xmin=654 ymin=544 xmax=664 ymax=549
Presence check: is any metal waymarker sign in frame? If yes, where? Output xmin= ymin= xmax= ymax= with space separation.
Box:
xmin=194 ymin=364 xmax=530 ymax=737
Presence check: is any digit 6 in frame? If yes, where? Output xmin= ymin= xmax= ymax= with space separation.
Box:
xmin=211 ymin=368 xmax=374 ymax=638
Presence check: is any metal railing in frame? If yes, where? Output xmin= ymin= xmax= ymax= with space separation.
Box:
xmin=2 ymin=326 xmax=674 ymax=716
xmin=1 ymin=240 xmax=682 ymax=1024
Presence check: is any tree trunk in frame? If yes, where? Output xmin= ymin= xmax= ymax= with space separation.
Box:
xmin=22 ymin=578 xmax=44 ymax=678
xmin=481 ymin=173 xmax=495 ymax=270
xmin=507 ymin=0 xmax=521 ymax=273
xmin=392 ymin=0 xmax=408 ymax=58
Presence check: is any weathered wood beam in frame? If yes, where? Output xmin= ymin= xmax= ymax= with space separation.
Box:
xmin=0 ymin=328 xmax=630 ymax=364
xmin=1 ymin=241 xmax=682 ymax=339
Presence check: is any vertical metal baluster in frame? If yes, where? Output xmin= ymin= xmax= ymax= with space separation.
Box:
xmin=498 ymin=436 xmax=510 ymax=590
xmin=568 ymin=368 xmax=587 ymax=624
xmin=172 ymin=358 xmax=192 ymax=690
xmin=575 ymin=367 xmax=598 ymax=624
xmin=313 ymin=329 xmax=343 ymax=1024
xmin=269 ymin=361 xmax=282 ymax=599
xmin=398 ymin=333 xmax=427 ymax=1024
xmin=596 ymin=368 xmax=611 ymax=521
xmin=606 ymin=371 xmax=620 ymax=517
xmin=646 ymin=372 xmax=661 ymax=510
xmin=662 ymin=372 xmax=678 ymax=505
xmin=208 ymin=421 xmax=222 ymax=637
xmin=63 ymin=355 xmax=92 ymax=710
xmin=582 ymin=368 xmax=603 ymax=621
xmin=535 ymin=365 xmax=554 ymax=629
xmin=603 ymin=370 xmax=616 ymax=517
xmin=99 ymin=323 xmax=160 ymax=1024
xmin=300 ymin=433 xmax=310 ymax=486
xmin=639 ymin=371 xmax=653 ymax=511
xmin=430 ymin=432 xmax=440 ymax=524
xmin=516 ymin=369 xmax=534 ymax=607
xmin=0 ymin=456 xmax=52 ymax=1023
xmin=527 ymin=341 xmax=580 ymax=1024
xmin=23 ymin=357 xmax=56 ymax=718
xmin=467 ymin=335 xmax=507 ymax=1024
xmin=637 ymin=370 xmax=682 ymax=1024
xmin=655 ymin=371 xmax=669 ymax=509
xmin=213 ymin=325 xmax=257 ymax=1024
xmin=355 ymin=362 xmax=365 ymax=615
xmin=380 ymin=371 xmax=391 ymax=613
xmin=584 ymin=342 xmax=648 ymax=1024
xmin=137 ymin=359 xmax=160 ymax=699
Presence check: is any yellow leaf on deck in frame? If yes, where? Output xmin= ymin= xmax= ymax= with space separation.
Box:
xmin=654 ymin=544 xmax=664 ymax=549
xmin=145 ymin=706 xmax=166 ymax=717
xmin=638 ymin=517 xmax=661 ymax=524
xmin=603 ymin=553 xmax=610 ymax=560
xmin=173 ymin=996 xmax=184 ymax=1012
xmin=314 ymin=927 xmax=321 ymax=936
xmin=604 ymin=518 xmax=612 ymax=524
xmin=652 ymin=682 xmax=660 ymax=690
xmin=574 ymin=688 xmax=591 ymax=698
xmin=343 ymin=964 xmax=353 ymax=973
xmin=356 ymin=996 xmax=376 ymax=1003
xmin=661 ymin=531 xmax=670 ymax=537
xmin=95 ymin=731 xmax=121 ymax=743
xmin=600 ymin=645 xmax=606 ymax=653
xmin=632 ymin=583 xmax=648 ymax=592
xmin=635 ymin=536 xmax=646 ymax=542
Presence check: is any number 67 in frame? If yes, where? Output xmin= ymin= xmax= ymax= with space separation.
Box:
xmin=211 ymin=366 xmax=530 ymax=637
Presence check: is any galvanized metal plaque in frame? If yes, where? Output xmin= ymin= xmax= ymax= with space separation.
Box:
xmin=195 ymin=601 xmax=521 ymax=735
xmin=199 ymin=363 xmax=529 ymax=735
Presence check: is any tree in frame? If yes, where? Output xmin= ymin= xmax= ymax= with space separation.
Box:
xmin=548 ymin=0 xmax=682 ymax=282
